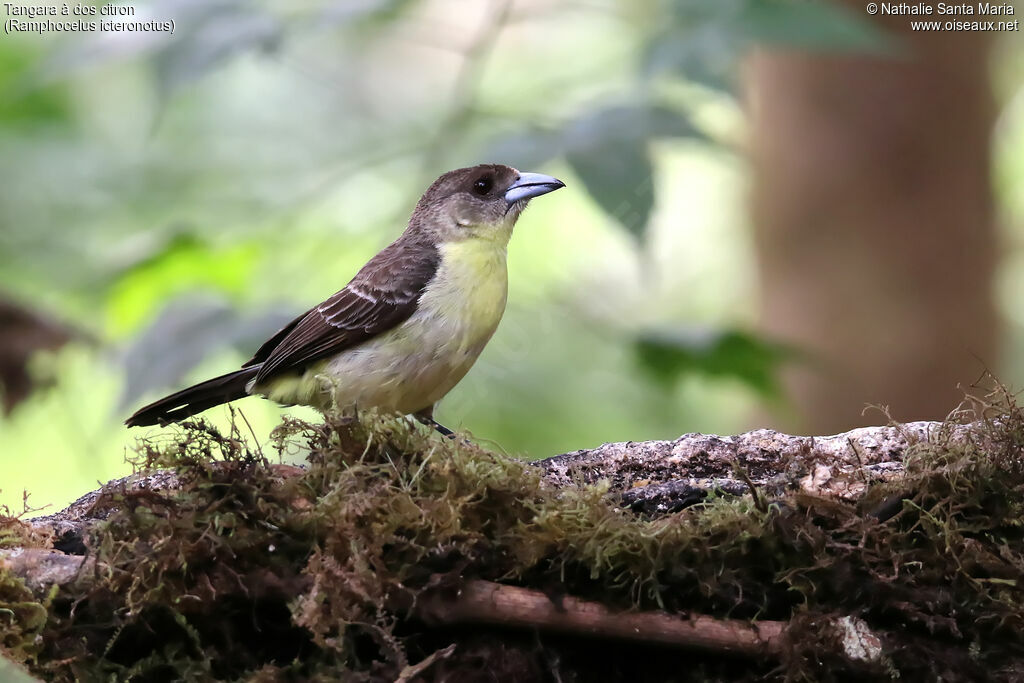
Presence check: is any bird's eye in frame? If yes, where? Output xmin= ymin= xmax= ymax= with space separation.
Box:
xmin=472 ymin=176 xmax=493 ymax=196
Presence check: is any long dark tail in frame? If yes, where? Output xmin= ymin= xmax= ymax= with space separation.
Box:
xmin=125 ymin=367 xmax=259 ymax=427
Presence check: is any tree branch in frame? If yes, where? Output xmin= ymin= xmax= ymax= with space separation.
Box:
xmin=415 ymin=579 xmax=789 ymax=657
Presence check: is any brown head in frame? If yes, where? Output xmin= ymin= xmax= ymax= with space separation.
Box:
xmin=407 ymin=164 xmax=564 ymax=244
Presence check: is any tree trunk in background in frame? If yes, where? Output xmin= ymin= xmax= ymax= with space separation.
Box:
xmin=745 ymin=14 xmax=997 ymax=434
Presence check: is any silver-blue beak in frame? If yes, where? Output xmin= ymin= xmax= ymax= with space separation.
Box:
xmin=504 ymin=172 xmax=565 ymax=204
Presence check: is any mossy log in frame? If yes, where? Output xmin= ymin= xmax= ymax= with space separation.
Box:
xmin=1 ymin=412 xmax=1020 ymax=681
xmin=25 ymin=420 xmax=956 ymax=550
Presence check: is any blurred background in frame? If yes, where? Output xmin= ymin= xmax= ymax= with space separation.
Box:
xmin=1 ymin=0 xmax=1021 ymax=512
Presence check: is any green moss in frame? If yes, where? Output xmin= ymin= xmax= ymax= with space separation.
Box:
xmin=15 ymin=392 xmax=1024 ymax=681
xmin=0 ymin=506 xmax=50 ymax=673
xmin=0 ymin=560 xmax=47 ymax=669
xmin=0 ymin=504 xmax=50 ymax=551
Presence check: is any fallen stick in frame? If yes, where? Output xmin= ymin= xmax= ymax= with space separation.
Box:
xmin=416 ymin=580 xmax=883 ymax=663
xmin=416 ymin=579 xmax=786 ymax=657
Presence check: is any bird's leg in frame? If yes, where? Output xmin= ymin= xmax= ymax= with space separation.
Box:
xmin=413 ymin=406 xmax=455 ymax=439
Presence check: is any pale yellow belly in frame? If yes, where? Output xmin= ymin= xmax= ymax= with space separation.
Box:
xmin=255 ymin=239 xmax=508 ymax=415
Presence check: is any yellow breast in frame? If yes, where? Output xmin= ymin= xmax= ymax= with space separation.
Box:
xmin=259 ymin=236 xmax=509 ymax=415
xmin=424 ymin=238 xmax=509 ymax=348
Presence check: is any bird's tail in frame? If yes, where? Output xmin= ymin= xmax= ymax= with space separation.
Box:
xmin=125 ymin=367 xmax=259 ymax=427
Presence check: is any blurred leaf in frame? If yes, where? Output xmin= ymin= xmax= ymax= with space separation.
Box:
xmin=120 ymin=297 xmax=238 ymax=407
xmin=563 ymin=104 xmax=703 ymax=239
xmin=643 ymin=41 xmax=726 ymax=93
xmin=646 ymin=0 xmax=894 ymax=90
xmin=643 ymin=26 xmax=741 ymax=92
xmin=644 ymin=0 xmax=746 ymax=91
xmin=484 ymin=103 xmax=702 ymax=238
xmin=742 ymin=1 xmax=892 ymax=52
xmin=106 ymin=233 xmax=262 ymax=336
xmin=635 ymin=327 xmax=794 ymax=397
xmin=566 ymin=140 xmax=655 ymax=239
xmin=119 ymin=295 xmax=296 ymax=408
xmin=0 ymin=40 xmax=72 ymax=127
xmin=565 ymin=104 xmax=702 ymax=143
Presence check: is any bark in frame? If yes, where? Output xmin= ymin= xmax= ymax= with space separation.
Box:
xmin=537 ymin=419 xmax=966 ymax=513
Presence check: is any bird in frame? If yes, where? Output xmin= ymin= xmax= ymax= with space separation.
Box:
xmin=125 ymin=164 xmax=565 ymax=435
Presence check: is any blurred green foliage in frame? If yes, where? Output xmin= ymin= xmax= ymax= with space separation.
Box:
xmin=0 ymin=0 xmax=975 ymax=512
xmin=636 ymin=328 xmax=795 ymax=398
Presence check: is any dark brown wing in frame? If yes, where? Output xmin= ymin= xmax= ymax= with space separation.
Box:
xmin=242 ymin=313 xmax=304 ymax=369
xmin=248 ymin=236 xmax=439 ymax=384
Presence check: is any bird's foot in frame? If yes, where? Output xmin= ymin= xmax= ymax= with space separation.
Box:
xmin=412 ymin=407 xmax=469 ymax=440
xmin=413 ymin=412 xmax=457 ymax=439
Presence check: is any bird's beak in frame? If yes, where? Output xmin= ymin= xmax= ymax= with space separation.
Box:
xmin=504 ymin=172 xmax=565 ymax=204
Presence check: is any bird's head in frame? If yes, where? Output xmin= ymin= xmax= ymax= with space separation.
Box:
xmin=409 ymin=164 xmax=564 ymax=244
